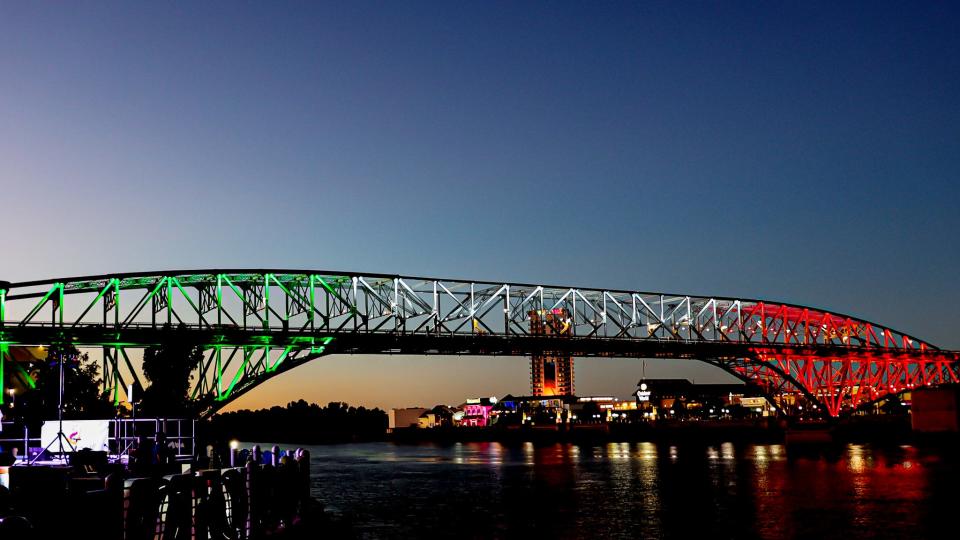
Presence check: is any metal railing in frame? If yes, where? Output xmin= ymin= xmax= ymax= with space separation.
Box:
xmin=0 ymin=421 xmax=38 ymax=462
xmin=112 ymin=418 xmax=196 ymax=461
xmin=0 ymin=418 xmax=195 ymax=464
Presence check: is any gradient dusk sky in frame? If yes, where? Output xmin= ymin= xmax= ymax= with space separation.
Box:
xmin=2 ymin=2 xmax=959 ymax=411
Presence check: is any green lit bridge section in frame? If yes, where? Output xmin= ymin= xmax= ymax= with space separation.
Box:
xmin=0 ymin=272 xmax=350 ymax=415
xmin=0 ymin=270 xmax=958 ymax=417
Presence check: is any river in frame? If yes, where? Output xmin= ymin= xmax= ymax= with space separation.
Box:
xmin=300 ymin=441 xmax=959 ymax=539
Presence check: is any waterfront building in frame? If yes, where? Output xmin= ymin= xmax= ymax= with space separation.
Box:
xmin=910 ymin=386 xmax=960 ymax=432
xmin=495 ymin=394 xmax=575 ymax=425
xmin=739 ymin=396 xmax=774 ymax=416
xmin=418 ymin=412 xmax=439 ymax=429
xmin=459 ymin=397 xmax=497 ymax=427
xmin=388 ymin=408 xmax=428 ymax=431
xmin=634 ymin=379 xmax=767 ymax=419
xmin=418 ymin=405 xmax=455 ymax=428
xmin=569 ymin=396 xmax=638 ymax=423
xmin=529 ymin=309 xmax=574 ymax=396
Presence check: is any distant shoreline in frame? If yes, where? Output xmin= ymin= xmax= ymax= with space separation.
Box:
xmin=233 ymin=416 xmax=951 ymax=447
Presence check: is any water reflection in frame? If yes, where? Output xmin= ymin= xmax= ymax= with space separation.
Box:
xmin=721 ymin=441 xmax=735 ymax=460
xmin=307 ymin=441 xmax=958 ymax=539
xmin=637 ymin=441 xmax=657 ymax=461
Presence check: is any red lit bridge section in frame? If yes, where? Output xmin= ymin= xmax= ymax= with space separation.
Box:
xmin=0 ymin=270 xmax=957 ymax=417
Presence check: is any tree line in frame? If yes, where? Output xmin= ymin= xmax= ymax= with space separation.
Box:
xmin=207 ymin=400 xmax=388 ymax=444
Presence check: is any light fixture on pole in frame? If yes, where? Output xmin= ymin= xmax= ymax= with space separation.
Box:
xmin=31 ymin=346 xmax=76 ymax=464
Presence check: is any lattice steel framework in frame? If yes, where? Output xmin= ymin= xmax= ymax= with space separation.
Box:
xmin=0 ymin=270 xmax=957 ymax=417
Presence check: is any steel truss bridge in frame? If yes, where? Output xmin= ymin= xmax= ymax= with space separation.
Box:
xmin=0 ymin=270 xmax=957 ymax=417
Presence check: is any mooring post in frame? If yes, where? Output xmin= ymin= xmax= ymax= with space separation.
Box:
xmin=296 ymin=448 xmax=310 ymax=510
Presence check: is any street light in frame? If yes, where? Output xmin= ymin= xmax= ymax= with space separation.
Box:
xmin=229 ymin=440 xmax=240 ymax=467
xmin=6 ymin=388 xmax=13 ymax=408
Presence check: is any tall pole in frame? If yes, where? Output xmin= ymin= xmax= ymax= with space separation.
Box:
xmin=57 ymin=346 xmax=65 ymax=456
xmin=31 ymin=344 xmax=75 ymax=464
xmin=0 ymin=281 xmax=8 ymax=407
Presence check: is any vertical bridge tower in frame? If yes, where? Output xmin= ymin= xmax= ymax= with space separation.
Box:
xmin=529 ymin=308 xmax=574 ymax=396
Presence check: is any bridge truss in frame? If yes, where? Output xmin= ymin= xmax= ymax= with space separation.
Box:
xmin=0 ymin=270 xmax=957 ymax=417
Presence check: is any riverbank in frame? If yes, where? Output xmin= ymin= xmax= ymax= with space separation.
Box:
xmin=388 ymin=416 xmax=956 ymax=446
xmin=392 ymin=420 xmax=784 ymax=444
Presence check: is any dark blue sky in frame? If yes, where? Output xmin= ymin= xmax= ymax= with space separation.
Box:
xmin=2 ymin=2 xmax=958 ymax=409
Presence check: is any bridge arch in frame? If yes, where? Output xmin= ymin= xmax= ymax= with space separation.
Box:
xmin=0 ymin=269 xmax=957 ymax=417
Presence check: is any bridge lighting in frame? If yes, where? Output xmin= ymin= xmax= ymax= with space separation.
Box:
xmin=1 ymin=271 xmax=955 ymax=418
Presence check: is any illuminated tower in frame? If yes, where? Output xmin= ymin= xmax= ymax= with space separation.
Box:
xmin=529 ymin=308 xmax=574 ymax=396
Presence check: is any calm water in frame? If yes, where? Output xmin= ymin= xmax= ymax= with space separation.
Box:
xmin=302 ymin=441 xmax=960 ymax=539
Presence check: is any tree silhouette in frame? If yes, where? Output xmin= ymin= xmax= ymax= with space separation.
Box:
xmin=140 ymin=324 xmax=203 ymax=416
xmin=209 ymin=400 xmax=388 ymax=444
xmin=20 ymin=343 xmax=113 ymax=420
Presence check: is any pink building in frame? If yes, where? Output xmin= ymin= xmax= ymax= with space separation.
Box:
xmin=460 ymin=397 xmax=496 ymax=427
